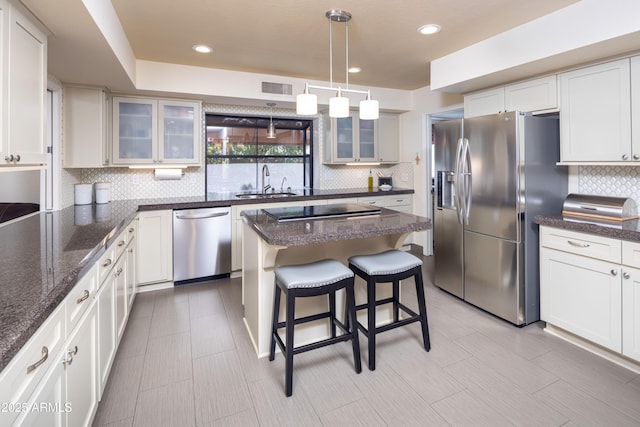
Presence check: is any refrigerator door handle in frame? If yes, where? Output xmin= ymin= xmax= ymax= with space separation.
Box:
xmin=462 ymin=138 xmax=472 ymax=224
xmin=454 ymin=138 xmax=464 ymax=224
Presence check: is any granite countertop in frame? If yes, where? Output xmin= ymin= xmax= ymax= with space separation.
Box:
xmin=534 ymin=215 xmax=640 ymax=242
xmin=0 ymin=187 xmax=414 ymax=372
xmin=241 ymin=205 xmax=431 ymax=247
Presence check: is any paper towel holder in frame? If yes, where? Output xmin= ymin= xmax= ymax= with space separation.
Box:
xmin=154 ymin=168 xmax=185 ymax=180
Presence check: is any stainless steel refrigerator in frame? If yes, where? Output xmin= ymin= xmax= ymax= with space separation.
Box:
xmin=433 ymin=111 xmax=567 ymax=325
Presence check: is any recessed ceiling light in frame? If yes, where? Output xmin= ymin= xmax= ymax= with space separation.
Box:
xmin=192 ymin=44 xmax=213 ymax=53
xmin=348 ymin=67 xmax=361 ymax=73
xmin=418 ymin=24 xmax=441 ymax=35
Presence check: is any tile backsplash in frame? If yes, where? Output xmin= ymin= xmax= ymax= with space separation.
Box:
xmin=578 ymin=165 xmax=640 ymax=204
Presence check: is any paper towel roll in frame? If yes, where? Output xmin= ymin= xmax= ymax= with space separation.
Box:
xmin=154 ymin=168 xmax=184 ymax=180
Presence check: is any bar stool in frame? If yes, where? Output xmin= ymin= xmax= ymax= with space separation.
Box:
xmin=269 ymin=259 xmax=362 ymax=397
xmin=348 ymin=250 xmax=430 ymax=370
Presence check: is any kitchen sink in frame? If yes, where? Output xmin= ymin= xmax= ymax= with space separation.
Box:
xmin=235 ymin=192 xmax=297 ymax=199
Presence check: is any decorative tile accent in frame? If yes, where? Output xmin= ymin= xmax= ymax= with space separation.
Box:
xmin=578 ymin=165 xmax=640 ymax=205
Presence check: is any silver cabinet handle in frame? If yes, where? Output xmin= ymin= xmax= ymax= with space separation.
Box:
xmin=567 ymin=240 xmax=590 ymax=248
xmin=15 ymin=154 xmax=20 ymax=162
xmin=623 ymin=272 xmax=631 ymax=279
xmin=5 ymin=154 xmax=14 ymax=162
xmin=76 ymin=289 xmax=90 ymax=304
xmin=622 ymin=154 xmax=629 ymax=160
xmin=611 ymin=269 xmax=618 ymax=276
xmin=102 ymin=258 xmax=112 ymax=268
xmin=129 ymin=227 xmax=135 ymax=233
xmin=634 ymin=154 xmax=640 ymax=160
xmin=118 ymin=240 xmax=125 ymax=247
xmin=26 ymin=346 xmax=48 ymax=374
xmin=62 ymin=346 xmax=78 ymax=367
xmin=115 ymin=267 xmax=123 ymax=277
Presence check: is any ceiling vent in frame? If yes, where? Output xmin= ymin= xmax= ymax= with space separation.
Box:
xmin=261 ymin=81 xmax=293 ymax=96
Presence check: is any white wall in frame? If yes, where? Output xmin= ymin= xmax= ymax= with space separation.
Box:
xmin=400 ymin=87 xmax=463 ymax=255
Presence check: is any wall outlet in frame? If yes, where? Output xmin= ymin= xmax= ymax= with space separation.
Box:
xmin=131 ymin=174 xmax=139 ymax=185
xmin=401 ymin=173 xmax=408 ymax=182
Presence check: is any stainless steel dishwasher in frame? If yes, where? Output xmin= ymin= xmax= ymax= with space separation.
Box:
xmin=173 ymin=206 xmax=231 ymax=284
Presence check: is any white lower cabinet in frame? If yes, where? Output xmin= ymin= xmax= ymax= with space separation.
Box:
xmin=15 ymin=360 xmax=65 ymax=427
xmin=15 ymin=301 xmax=98 ymax=427
xmin=64 ymin=303 xmax=98 ymax=427
xmin=540 ymin=226 xmax=640 ymax=363
xmin=136 ymin=210 xmax=173 ymax=286
xmin=1 ymin=219 xmax=137 ymax=427
xmin=540 ymin=246 xmax=622 ymax=352
xmin=97 ymin=255 xmax=116 ymax=397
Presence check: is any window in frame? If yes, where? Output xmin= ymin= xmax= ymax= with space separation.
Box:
xmin=205 ymin=114 xmax=313 ymax=195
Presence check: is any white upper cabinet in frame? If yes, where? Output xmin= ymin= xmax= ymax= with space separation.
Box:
xmin=631 ymin=55 xmax=640 ymax=162
xmin=0 ymin=0 xmax=47 ymax=166
xmin=464 ymin=87 xmax=505 ymax=118
xmin=505 ymin=75 xmax=557 ymax=113
xmin=112 ymin=96 xmax=201 ymax=165
xmin=377 ymin=113 xmax=399 ymax=163
xmin=63 ymin=86 xmax=110 ymax=168
xmin=325 ymin=112 xmax=399 ymax=164
xmin=559 ymin=59 xmax=632 ymax=162
xmin=464 ymin=75 xmax=557 ymax=118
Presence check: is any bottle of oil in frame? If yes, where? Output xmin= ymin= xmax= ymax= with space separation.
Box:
xmin=367 ymin=169 xmax=374 ymax=190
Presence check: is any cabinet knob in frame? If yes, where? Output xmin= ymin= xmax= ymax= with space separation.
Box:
xmin=634 ymin=154 xmax=640 ymax=161
xmin=622 ymin=154 xmax=629 ymax=160
xmin=15 ymin=154 xmax=20 ymax=162
xmin=4 ymin=154 xmax=14 ymax=162
xmin=611 ymin=269 xmax=618 ymax=276
xmin=623 ymin=272 xmax=631 ymax=279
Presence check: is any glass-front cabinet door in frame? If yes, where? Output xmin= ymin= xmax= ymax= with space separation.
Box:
xmin=358 ymin=118 xmax=377 ymax=161
xmin=112 ymin=97 xmax=201 ymax=165
xmin=112 ymin=97 xmax=157 ymax=164
xmin=327 ymin=113 xmax=378 ymax=163
xmin=335 ymin=116 xmax=355 ymax=161
xmin=159 ymin=100 xmax=200 ymax=164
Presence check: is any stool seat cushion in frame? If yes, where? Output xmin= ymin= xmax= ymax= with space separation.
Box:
xmin=275 ymin=259 xmax=354 ymax=289
xmin=349 ymin=250 xmax=422 ymax=276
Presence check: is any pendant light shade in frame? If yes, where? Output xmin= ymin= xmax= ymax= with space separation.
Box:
xmin=329 ymin=90 xmax=350 ymax=118
xmin=296 ymin=89 xmax=317 ymax=115
xmin=266 ymin=103 xmax=276 ymax=139
xmin=359 ymin=94 xmax=379 ymax=120
xmin=295 ymin=10 xmax=379 ymax=119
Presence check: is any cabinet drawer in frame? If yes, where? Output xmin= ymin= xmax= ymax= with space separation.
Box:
xmin=98 ymin=245 xmax=116 ymax=284
xmin=385 ymin=195 xmax=412 ymax=207
xmin=0 ymin=303 xmax=66 ymax=424
xmin=358 ymin=196 xmax=386 ymax=206
xmin=622 ymin=240 xmax=640 ymax=268
xmin=540 ymin=226 xmax=621 ymax=263
xmin=66 ymin=264 xmax=98 ymax=333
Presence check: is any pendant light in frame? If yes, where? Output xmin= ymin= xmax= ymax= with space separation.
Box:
xmin=266 ymin=103 xmax=276 ymax=139
xmin=296 ymin=10 xmax=379 ymax=120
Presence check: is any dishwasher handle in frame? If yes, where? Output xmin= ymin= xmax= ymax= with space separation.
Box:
xmin=175 ymin=211 xmax=229 ymax=220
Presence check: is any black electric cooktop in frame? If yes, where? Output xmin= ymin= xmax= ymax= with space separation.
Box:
xmin=262 ymin=203 xmax=381 ymax=222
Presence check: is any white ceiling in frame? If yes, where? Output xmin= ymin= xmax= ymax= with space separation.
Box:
xmin=22 ymin=0 xmax=578 ymax=93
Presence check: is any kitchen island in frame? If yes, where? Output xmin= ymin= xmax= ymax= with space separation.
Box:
xmin=241 ymin=204 xmax=431 ymax=357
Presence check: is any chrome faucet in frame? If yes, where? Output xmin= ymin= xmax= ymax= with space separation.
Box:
xmin=262 ymin=165 xmax=271 ymax=193
xmin=280 ymin=176 xmax=288 ymax=193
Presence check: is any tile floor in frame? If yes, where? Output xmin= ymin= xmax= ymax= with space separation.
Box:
xmin=92 ymin=255 xmax=640 ymax=427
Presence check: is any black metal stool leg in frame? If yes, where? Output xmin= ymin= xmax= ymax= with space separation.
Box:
xmin=367 ymin=277 xmax=377 ymax=371
xmin=285 ymin=290 xmax=296 ymax=397
xmin=392 ymin=279 xmax=400 ymax=323
xmin=269 ymin=284 xmax=281 ymax=361
xmin=347 ymin=283 xmax=362 ymax=373
xmin=414 ymin=270 xmax=431 ymax=351
xmin=329 ymin=290 xmax=336 ymax=338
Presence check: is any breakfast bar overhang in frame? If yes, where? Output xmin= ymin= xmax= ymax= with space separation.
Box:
xmin=240 ymin=204 xmax=432 ymax=357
